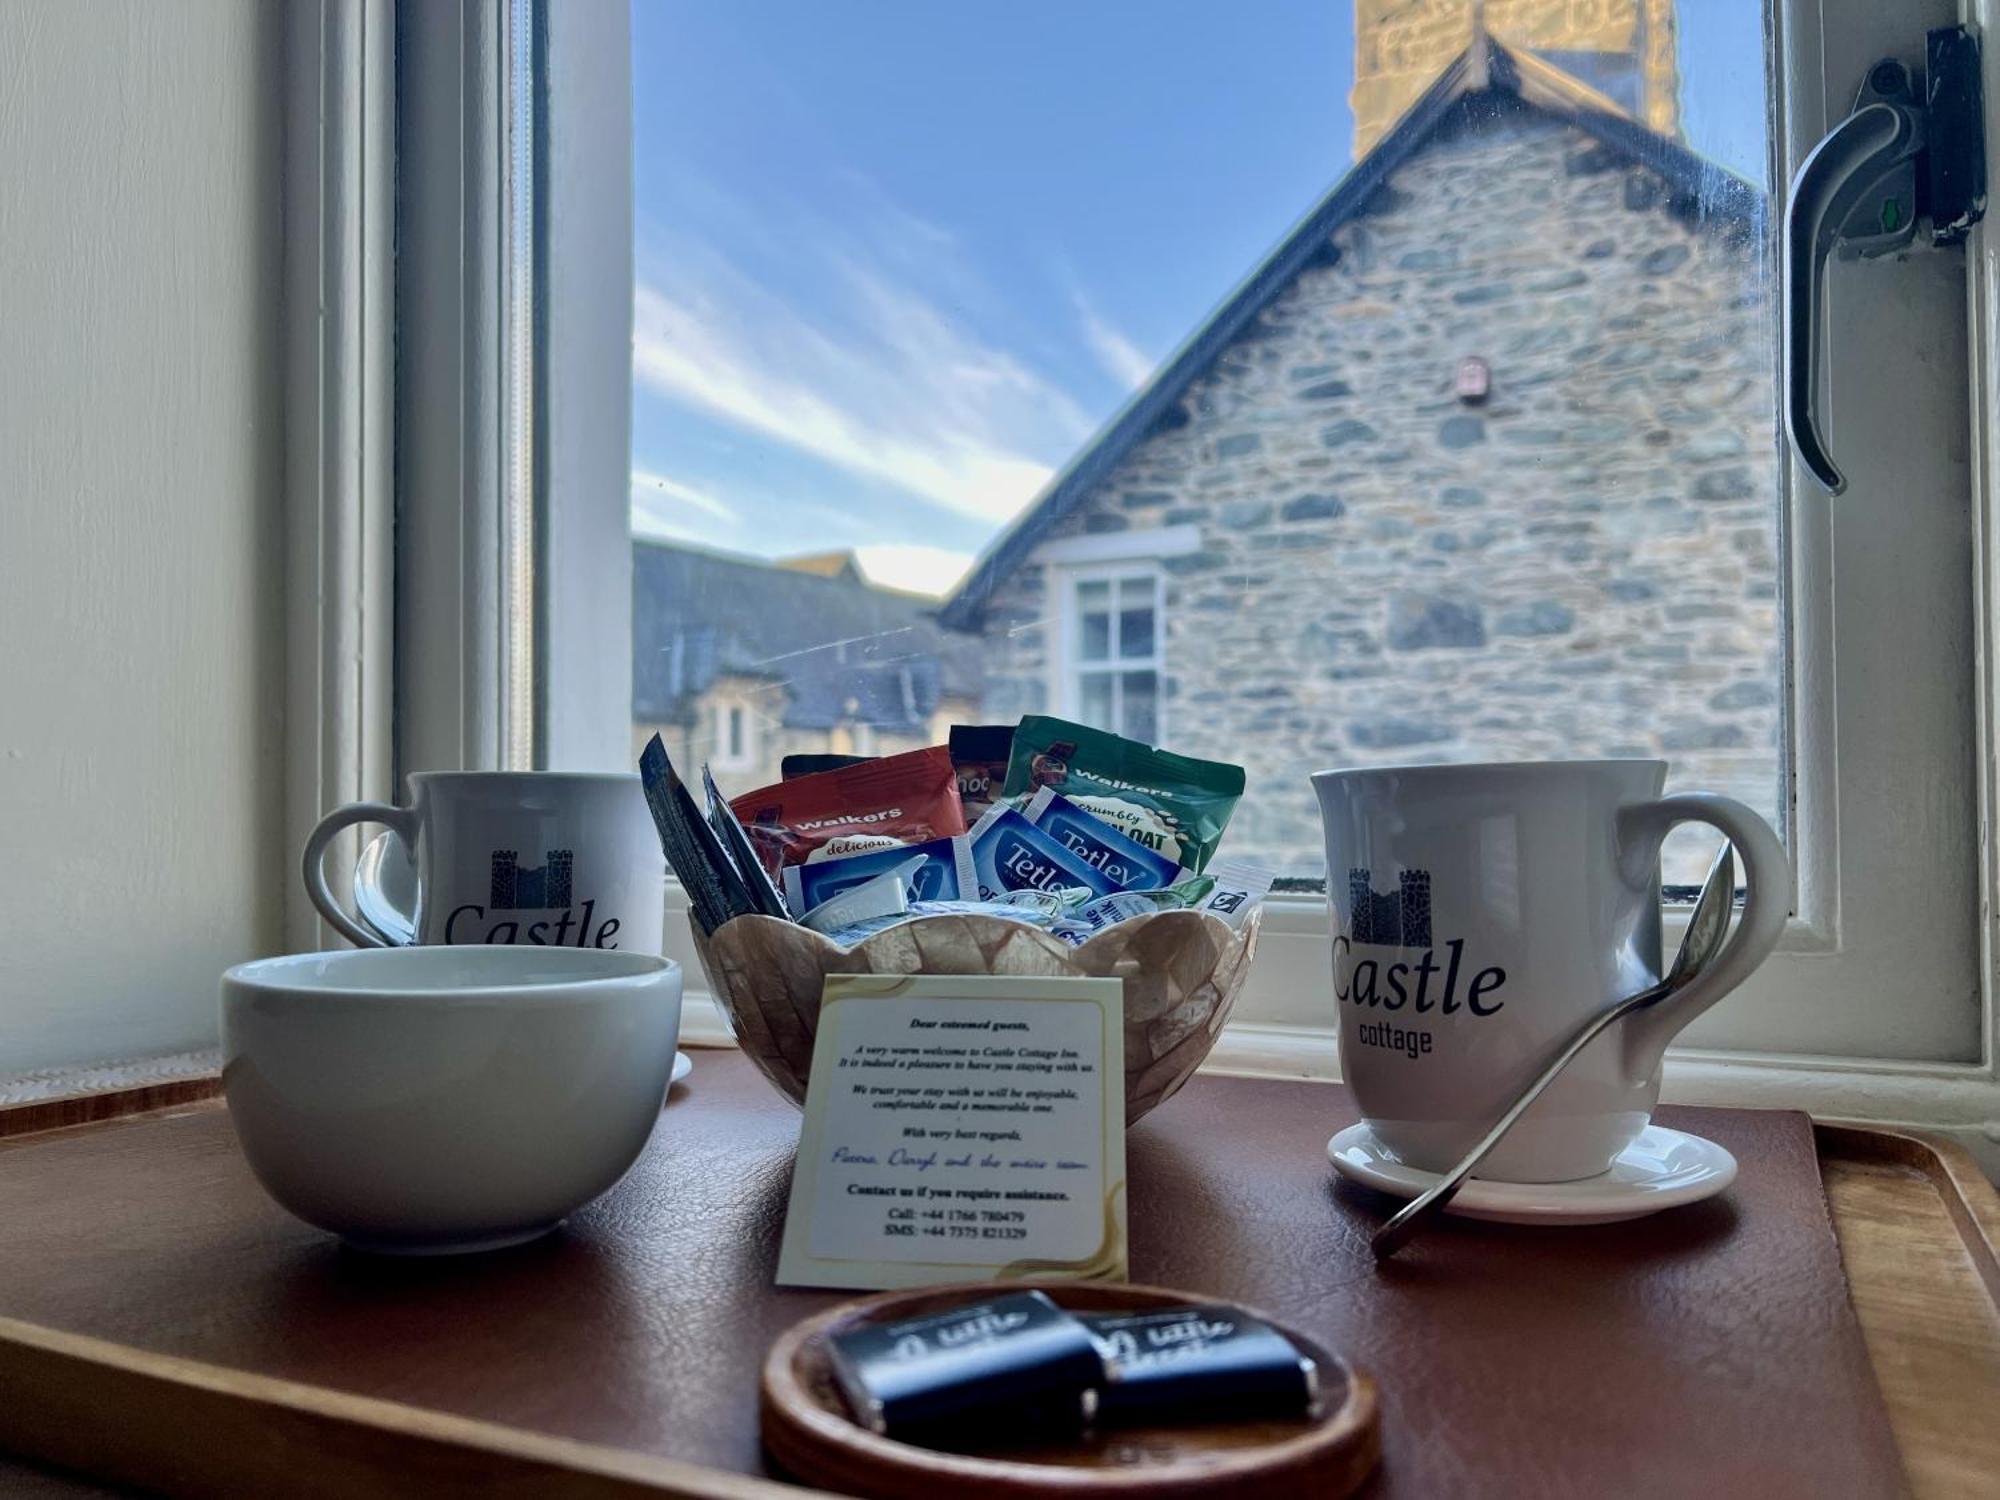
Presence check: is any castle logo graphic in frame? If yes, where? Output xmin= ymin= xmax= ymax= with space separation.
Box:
xmin=1346 ymin=868 xmax=1432 ymax=947
xmin=489 ymin=849 xmax=574 ymax=910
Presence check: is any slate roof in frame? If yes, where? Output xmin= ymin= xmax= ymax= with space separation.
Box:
xmin=632 ymin=538 xmax=984 ymax=731
xmin=938 ymin=33 xmax=1764 ymax=630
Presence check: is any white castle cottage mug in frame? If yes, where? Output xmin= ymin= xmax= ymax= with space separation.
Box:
xmin=1312 ymin=760 xmax=1788 ymax=1183
xmin=305 ymin=772 xmax=665 ymax=954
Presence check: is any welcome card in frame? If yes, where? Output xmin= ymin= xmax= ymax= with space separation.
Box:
xmin=776 ymin=973 xmax=1127 ymax=1291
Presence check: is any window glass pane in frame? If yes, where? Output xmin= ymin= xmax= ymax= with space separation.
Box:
xmin=1117 ymin=600 xmax=1155 ymax=661
xmin=1079 ymin=607 xmax=1112 ymax=662
xmin=628 ymin=1 xmax=1780 ymax=886
xmin=1121 ymin=671 xmax=1159 ymax=745
xmin=1078 ymin=672 xmax=1116 ymax=733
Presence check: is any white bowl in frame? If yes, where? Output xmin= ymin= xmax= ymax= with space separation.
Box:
xmin=222 ymin=945 xmax=682 ymax=1254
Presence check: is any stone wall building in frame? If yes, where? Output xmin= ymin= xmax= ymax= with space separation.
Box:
xmin=632 ymin=539 xmax=983 ymax=798
xmin=940 ymin=34 xmax=1780 ymax=883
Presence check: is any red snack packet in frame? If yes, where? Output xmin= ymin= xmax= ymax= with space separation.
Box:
xmin=729 ymin=745 xmax=966 ymax=877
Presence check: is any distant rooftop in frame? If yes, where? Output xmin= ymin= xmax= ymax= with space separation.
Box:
xmin=773 ymin=550 xmax=866 ymax=585
xmin=631 ymin=538 xmax=984 ymax=731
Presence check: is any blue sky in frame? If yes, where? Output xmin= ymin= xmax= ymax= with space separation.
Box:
xmin=628 ymin=2 xmax=1769 ymax=595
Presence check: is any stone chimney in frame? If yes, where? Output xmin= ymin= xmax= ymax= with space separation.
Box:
xmin=1349 ymin=0 xmax=1681 ymax=159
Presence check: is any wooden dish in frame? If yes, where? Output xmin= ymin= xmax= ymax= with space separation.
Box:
xmin=758 ymin=1280 xmax=1378 ymax=1500
xmin=694 ymin=907 xmax=1262 ymax=1126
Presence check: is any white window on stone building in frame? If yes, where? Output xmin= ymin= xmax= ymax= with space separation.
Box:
xmin=1063 ymin=570 xmax=1162 ymax=744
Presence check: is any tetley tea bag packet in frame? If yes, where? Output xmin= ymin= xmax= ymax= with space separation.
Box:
xmin=1001 ymin=716 xmax=1244 ymax=874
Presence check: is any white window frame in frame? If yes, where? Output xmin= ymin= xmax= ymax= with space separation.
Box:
xmin=401 ymin=0 xmax=2000 ymax=1168
xmin=396 ymin=0 xmax=632 ymax=782
xmin=282 ymin=0 xmax=398 ymax=951
xmin=1057 ymin=566 xmax=1166 ymax=744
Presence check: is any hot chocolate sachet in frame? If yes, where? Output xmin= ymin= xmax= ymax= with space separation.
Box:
xmin=947 ymin=724 xmax=1014 ymax=822
xmin=780 ymin=752 xmax=875 ymax=779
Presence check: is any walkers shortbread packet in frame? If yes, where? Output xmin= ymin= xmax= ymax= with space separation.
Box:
xmin=1001 ymin=716 xmax=1243 ymax=874
xmin=731 ymin=745 xmax=965 ymax=878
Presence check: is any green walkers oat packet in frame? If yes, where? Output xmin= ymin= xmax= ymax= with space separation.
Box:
xmin=1001 ymin=716 xmax=1244 ymax=874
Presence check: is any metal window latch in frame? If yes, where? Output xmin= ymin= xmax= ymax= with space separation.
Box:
xmin=1784 ymin=26 xmax=1986 ymax=495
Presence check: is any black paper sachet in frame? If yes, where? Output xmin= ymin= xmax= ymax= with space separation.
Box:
xmin=1080 ymin=1304 xmax=1319 ymax=1424
xmin=701 ymin=763 xmax=788 ymax=919
xmin=825 ymin=1291 xmax=1105 ymax=1443
xmin=637 ymin=734 xmax=759 ymax=935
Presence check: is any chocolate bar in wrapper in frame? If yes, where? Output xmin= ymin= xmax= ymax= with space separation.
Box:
xmin=826 ymin=1291 xmax=1105 ymax=1441
xmin=1081 ymin=1304 xmax=1319 ymax=1424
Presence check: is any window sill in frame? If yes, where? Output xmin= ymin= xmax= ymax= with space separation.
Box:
xmin=674 ymin=982 xmax=2000 ymax=1180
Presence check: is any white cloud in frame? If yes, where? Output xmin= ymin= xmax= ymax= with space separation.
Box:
xmin=851 ymin=544 xmax=975 ymax=598
xmin=631 ymin=213 xmax=1089 ymax=527
xmin=631 ymin=468 xmax=736 ymax=526
xmin=1075 ymin=293 xmax=1155 ymax=390
xmin=629 ymin=468 xmax=746 ymax=550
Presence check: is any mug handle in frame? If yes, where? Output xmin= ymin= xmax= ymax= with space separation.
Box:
xmin=303 ymin=802 xmax=421 ymax=948
xmin=1614 ymin=793 xmax=1792 ymax=1068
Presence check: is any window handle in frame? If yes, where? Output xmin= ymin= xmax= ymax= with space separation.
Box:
xmin=1784 ymin=70 xmax=1924 ymax=495
xmin=1784 ymin=32 xmax=1986 ymax=496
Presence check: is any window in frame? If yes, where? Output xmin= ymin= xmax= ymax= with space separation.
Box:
xmin=531 ymin=0 xmax=2000 ymax=1135
xmin=622 ymin=1 xmax=1783 ymax=887
xmin=1063 ymin=571 xmax=1162 ymax=743
xmin=713 ymin=701 xmax=755 ymax=771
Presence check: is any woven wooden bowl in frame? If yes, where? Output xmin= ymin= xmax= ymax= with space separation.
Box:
xmin=691 ymin=906 xmax=1262 ymax=1125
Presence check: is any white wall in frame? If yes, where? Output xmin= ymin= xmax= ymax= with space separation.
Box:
xmin=0 ymin=2 xmax=284 ymax=1070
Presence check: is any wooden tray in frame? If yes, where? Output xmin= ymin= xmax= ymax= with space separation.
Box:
xmin=759 ymin=1282 xmax=1378 ymax=1499
xmin=1812 ymin=1122 xmax=2000 ymax=1499
xmin=0 ymin=1062 xmax=1994 ymax=1498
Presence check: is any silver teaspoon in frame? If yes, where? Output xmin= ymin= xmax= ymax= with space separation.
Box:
xmin=1369 ymin=841 xmax=1738 ymax=1261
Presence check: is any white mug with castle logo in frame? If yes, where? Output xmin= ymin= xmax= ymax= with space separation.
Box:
xmin=1312 ymin=760 xmax=1788 ymax=1184
xmin=305 ymin=772 xmax=665 ymax=954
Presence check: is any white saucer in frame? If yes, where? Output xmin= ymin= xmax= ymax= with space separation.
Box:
xmin=1326 ymin=1121 xmax=1736 ymax=1226
xmin=671 ymin=1050 xmax=693 ymax=1086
